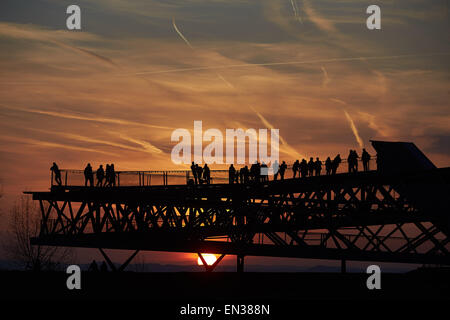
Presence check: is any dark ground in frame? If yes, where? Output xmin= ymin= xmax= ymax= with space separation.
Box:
xmin=1 ymin=269 xmax=449 ymax=316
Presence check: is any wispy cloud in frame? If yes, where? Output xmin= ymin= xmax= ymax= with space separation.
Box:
xmin=0 ymin=104 xmax=174 ymax=130
xmin=302 ymin=0 xmax=337 ymax=33
xmin=0 ymin=135 xmax=116 ymax=156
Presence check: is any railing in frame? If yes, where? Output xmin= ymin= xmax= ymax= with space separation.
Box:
xmin=51 ymin=158 xmax=377 ymax=188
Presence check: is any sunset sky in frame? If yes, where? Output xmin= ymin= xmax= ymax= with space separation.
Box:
xmin=0 ymin=0 xmax=449 ymax=266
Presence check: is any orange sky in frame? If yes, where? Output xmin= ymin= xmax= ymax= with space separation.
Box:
xmin=0 ymin=0 xmax=449 ymax=265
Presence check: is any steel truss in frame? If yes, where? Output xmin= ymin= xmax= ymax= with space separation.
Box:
xmin=30 ymin=168 xmax=450 ymax=270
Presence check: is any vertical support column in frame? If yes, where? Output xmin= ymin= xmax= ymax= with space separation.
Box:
xmin=237 ymin=254 xmax=245 ymax=273
xmin=341 ymin=259 xmax=346 ymax=274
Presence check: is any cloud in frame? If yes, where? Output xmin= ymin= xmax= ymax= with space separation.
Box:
xmin=0 ymin=22 xmax=118 ymax=69
xmin=302 ymin=0 xmax=337 ymax=33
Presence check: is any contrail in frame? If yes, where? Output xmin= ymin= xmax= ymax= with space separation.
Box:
xmin=250 ymin=106 xmax=304 ymax=159
xmin=0 ymin=135 xmax=116 ymax=156
xmin=170 ymin=17 xmax=311 ymax=160
xmin=329 ymin=99 xmax=364 ymax=148
xmin=0 ymin=104 xmax=174 ymax=130
xmin=115 ymin=133 xmax=163 ymax=154
xmin=172 ymin=18 xmax=194 ymax=49
xmin=31 ymin=129 xmax=164 ymax=155
xmin=52 ymin=39 xmax=120 ymax=69
xmin=344 ymin=110 xmax=364 ymax=149
xmin=290 ymin=0 xmax=303 ymax=23
xmin=321 ymin=66 xmax=330 ymax=88
xmin=130 ymin=53 xmax=449 ymax=76
xmin=216 ymin=73 xmax=235 ymax=89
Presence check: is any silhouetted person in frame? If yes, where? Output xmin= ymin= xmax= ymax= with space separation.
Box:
xmin=362 ymin=148 xmax=370 ymax=171
xmin=203 ymin=164 xmax=210 ymax=184
xmin=279 ymin=161 xmax=287 ymax=180
xmin=229 ymin=164 xmax=236 ymax=184
xmin=191 ymin=162 xmax=198 ymax=184
xmin=84 ymin=163 xmax=94 ymax=187
xmin=307 ymin=157 xmax=315 ymax=176
xmin=105 ymin=164 xmax=111 ymax=186
xmin=96 ymin=164 xmax=105 ymax=187
xmin=314 ymin=157 xmax=322 ymax=176
xmin=347 ymin=150 xmax=354 ymax=173
xmin=196 ymin=164 xmax=203 ymax=184
xmin=255 ymin=162 xmax=261 ymax=183
xmin=292 ymin=160 xmax=299 ymax=178
xmin=109 ymin=164 xmax=116 ymax=186
xmin=332 ymin=154 xmax=341 ymax=174
xmin=239 ymin=167 xmax=244 ymax=184
xmin=347 ymin=150 xmax=359 ymax=172
xmin=243 ymin=165 xmax=250 ymax=184
xmin=88 ymin=260 xmax=99 ymax=272
xmin=272 ymin=160 xmax=279 ymax=180
xmin=300 ymin=159 xmax=308 ymax=178
xmin=325 ymin=157 xmax=332 ymax=175
xmin=50 ymin=162 xmax=62 ymax=186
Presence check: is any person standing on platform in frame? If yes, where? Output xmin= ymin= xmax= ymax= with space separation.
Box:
xmin=84 ymin=163 xmax=94 ymax=187
xmin=96 ymin=164 xmax=105 ymax=187
xmin=229 ymin=164 xmax=236 ymax=184
xmin=362 ymin=149 xmax=371 ymax=171
xmin=203 ymin=164 xmax=210 ymax=184
xmin=191 ymin=162 xmax=198 ymax=184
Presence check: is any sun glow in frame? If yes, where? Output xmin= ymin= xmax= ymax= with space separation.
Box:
xmin=197 ymin=254 xmax=218 ymax=266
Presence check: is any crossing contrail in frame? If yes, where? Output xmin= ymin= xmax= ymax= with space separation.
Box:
xmin=171 ymin=18 xmax=303 ymax=159
xmin=130 ymin=53 xmax=449 ymax=76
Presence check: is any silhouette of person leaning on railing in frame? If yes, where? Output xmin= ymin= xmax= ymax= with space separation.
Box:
xmin=50 ymin=162 xmax=62 ymax=186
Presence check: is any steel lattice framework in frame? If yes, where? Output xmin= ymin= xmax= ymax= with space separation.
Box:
xmin=29 ymin=166 xmax=450 ymax=270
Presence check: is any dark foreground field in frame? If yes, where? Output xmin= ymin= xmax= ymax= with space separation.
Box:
xmin=1 ymin=269 xmax=449 ymax=317
xmin=1 ymin=269 xmax=449 ymax=301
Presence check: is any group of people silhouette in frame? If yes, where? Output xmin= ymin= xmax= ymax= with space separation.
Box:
xmin=50 ymin=149 xmax=373 ymax=187
xmin=224 ymin=148 xmax=372 ymax=185
xmin=84 ymin=163 xmax=116 ymax=187
xmin=190 ymin=162 xmax=211 ymax=185
xmin=49 ymin=162 xmax=116 ymax=187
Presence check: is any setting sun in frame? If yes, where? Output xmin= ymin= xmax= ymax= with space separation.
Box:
xmin=197 ymin=254 xmax=218 ymax=266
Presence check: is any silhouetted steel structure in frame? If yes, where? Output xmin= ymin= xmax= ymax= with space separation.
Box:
xmin=28 ymin=141 xmax=450 ymax=271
